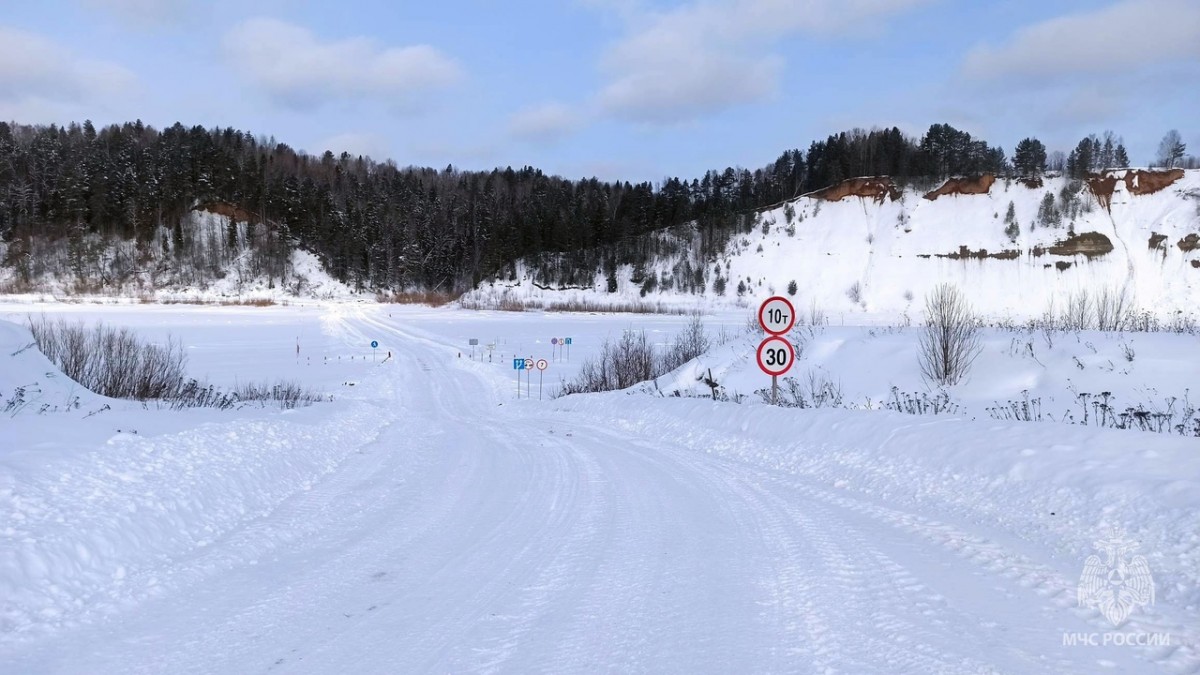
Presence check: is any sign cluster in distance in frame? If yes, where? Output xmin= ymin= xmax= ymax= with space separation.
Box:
xmin=756 ymin=296 xmax=796 ymax=377
xmin=512 ymin=358 xmax=550 ymax=371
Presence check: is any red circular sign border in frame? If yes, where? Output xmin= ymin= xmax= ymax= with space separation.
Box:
xmin=756 ymin=336 xmax=795 ymax=376
xmin=758 ymin=296 xmax=797 ymax=335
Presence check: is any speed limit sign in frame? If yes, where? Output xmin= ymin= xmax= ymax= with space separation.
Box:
xmin=758 ymin=296 xmax=796 ymax=335
xmin=756 ymin=336 xmax=795 ymax=377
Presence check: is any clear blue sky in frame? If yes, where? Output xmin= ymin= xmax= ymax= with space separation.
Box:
xmin=2 ymin=0 xmax=1197 ymax=182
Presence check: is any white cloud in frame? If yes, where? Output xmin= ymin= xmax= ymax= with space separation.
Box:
xmin=223 ymin=18 xmax=463 ymax=110
xmin=507 ymin=103 xmax=582 ymax=144
xmin=0 ymin=26 xmax=136 ymax=120
xmin=962 ymin=0 xmax=1200 ymax=80
xmin=594 ymin=0 xmax=934 ymax=123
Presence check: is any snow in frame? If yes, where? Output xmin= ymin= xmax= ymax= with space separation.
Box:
xmin=1 ymin=302 xmax=1198 ymax=673
xmin=464 ymin=170 xmax=1200 ymax=322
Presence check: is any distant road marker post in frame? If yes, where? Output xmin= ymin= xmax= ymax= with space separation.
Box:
xmin=757 ymin=296 xmax=797 ymax=405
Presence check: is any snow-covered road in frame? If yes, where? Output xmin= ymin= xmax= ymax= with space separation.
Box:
xmin=3 ymin=307 xmax=1197 ymax=674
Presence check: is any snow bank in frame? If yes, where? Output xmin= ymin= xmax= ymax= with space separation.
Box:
xmin=0 ymin=317 xmax=393 ymax=640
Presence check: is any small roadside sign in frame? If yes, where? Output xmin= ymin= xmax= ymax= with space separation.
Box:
xmin=756 ymin=336 xmax=794 ymax=376
xmin=758 ymin=296 xmax=796 ymax=335
xmin=370 ymin=340 xmax=379 ymax=363
xmin=757 ymin=335 xmax=794 ymax=405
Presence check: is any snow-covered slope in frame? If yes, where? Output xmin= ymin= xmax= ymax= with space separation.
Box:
xmin=465 ymin=169 xmax=1200 ymax=320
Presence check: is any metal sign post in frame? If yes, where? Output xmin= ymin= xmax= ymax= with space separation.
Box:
xmin=536 ymin=359 xmax=549 ymax=400
xmin=513 ymin=357 xmax=525 ymax=398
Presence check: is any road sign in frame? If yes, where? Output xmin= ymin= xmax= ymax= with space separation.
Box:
xmin=758 ymin=296 xmax=796 ymax=335
xmin=469 ymin=338 xmax=479 ymax=345
xmin=756 ymin=336 xmax=795 ymax=377
xmin=370 ymin=340 xmax=379 ymax=349
xmin=513 ymin=358 xmax=526 ymax=370
xmin=551 ymin=338 xmax=558 ymax=345
xmin=536 ymin=359 xmax=548 ymax=371
xmin=565 ymin=337 xmax=572 ymax=345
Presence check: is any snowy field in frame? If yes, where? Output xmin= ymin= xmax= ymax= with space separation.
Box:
xmin=1 ymin=301 xmax=1198 ymax=674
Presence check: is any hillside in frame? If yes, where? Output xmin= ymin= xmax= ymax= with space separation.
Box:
xmin=463 ymin=169 xmax=1200 ymax=320
xmin=0 ymin=205 xmax=357 ymax=302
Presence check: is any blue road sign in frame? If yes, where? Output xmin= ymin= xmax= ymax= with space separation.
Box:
xmin=513 ymin=358 xmax=525 ymax=370
xmin=371 ymin=340 xmax=379 ymax=349
xmin=565 ymin=337 xmax=572 ymax=345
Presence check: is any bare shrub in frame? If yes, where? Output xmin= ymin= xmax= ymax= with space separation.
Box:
xmin=560 ymin=329 xmax=652 ymax=394
xmin=560 ymin=319 xmax=711 ymax=395
xmin=543 ymin=298 xmax=690 ymax=314
xmin=661 ymin=315 xmax=709 ymax=373
xmin=1063 ymin=289 xmax=1092 ymax=330
xmin=25 ymin=316 xmax=325 ymax=409
xmin=846 ymin=281 xmax=863 ymax=304
xmin=27 ymin=316 xmax=186 ymax=400
xmin=807 ymin=300 xmax=828 ymax=327
xmin=917 ymin=284 xmax=982 ymax=386
xmin=234 ymin=380 xmax=328 ymax=409
xmin=1094 ymin=287 xmax=1132 ymax=331
xmin=375 ymin=289 xmax=459 ymax=306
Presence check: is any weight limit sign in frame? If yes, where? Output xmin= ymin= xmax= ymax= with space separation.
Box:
xmin=758 ymin=296 xmax=796 ymax=335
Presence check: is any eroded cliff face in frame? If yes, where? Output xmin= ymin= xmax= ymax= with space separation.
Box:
xmin=809 ymin=177 xmax=901 ymax=203
xmin=923 ymin=174 xmax=996 ymax=200
xmin=1089 ymin=169 xmax=1185 ymax=209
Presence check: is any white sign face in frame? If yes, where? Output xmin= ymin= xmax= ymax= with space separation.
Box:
xmin=536 ymin=359 xmax=549 ymax=371
xmin=756 ymin=336 xmax=795 ymax=376
xmin=758 ymin=296 xmax=796 ymax=335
